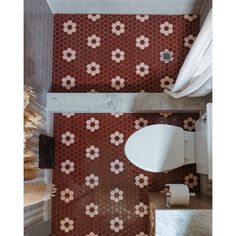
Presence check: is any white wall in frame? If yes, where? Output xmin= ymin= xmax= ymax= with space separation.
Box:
xmin=24 ymin=0 xmax=54 ymax=107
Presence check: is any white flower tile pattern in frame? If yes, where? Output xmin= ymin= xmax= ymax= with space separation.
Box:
xmin=136 ymin=15 xmax=149 ymax=22
xmin=60 ymin=188 xmax=74 ymax=203
xmin=184 ymin=173 xmax=198 ymax=188
xmin=89 ymin=89 xmax=97 ymax=93
xmin=135 ymin=202 xmax=148 ymax=217
xmin=88 ymin=14 xmax=101 ymax=21
xmin=85 ymin=203 xmax=99 ymax=218
xmin=110 ymin=217 xmax=124 ymax=232
xmin=53 ymin=15 xmax=199 ymax=93
xmin=110 ymin=131 xmax=124 ymax=146
xmin=136 ymin=63 xmax=149 ymax=77
xmin=110 ymin=188 xmax=124 ymax=203
xmin=85 ymin=174 xmax=99 ymax=189
xmin=134 ymin=117 xmax=148 ymax=130
xmin=160 ymin=22 xmax=173 ymax=36
xmin=135 ymin=174 xmax=149 ymax=188
xmin=184 ymin=35 xmax=196 ymax=48
xmin=111 ymin=49 xmax=125 ymax=63
xmin=184 ymin=14 xmax=198 ymax=21
xmin=112 ymin=21 xmax=125 ymax=35
xmin=61 ymin=160 xmax=75 ymax=175
xmin=110 ymin=159 xmax=124 ymax=174
xmin=111 ymin=113 xmax=124 ymax=118
xmin=62 ymin=48 xmax=76 ymax=62
xmin=183 ymin=117 xmax=196 ymax=131
xmin=86 ymin=233 xmax=98 ymax=236
xmin=136 ymin=232 xmax=148 ymax=236
xmin=136 ymin=35 xmax=149 ymax=49
xmin=61 ymin=75 xmax=75 ymax=90
xmin=61 ymin=131 xmax=75 ymax=146
xmin=87 ymin=35 xmax=101 ymax=49
xmin=86 ymin=117 xmax=100 ymax=132
xmin=111 ymin=76 xmax=125 ymax=90
xmin=63 ymin=20 xmax=77 ymax=35
xmin=62 ymin=113 xmax=75 ymax=118
xmin=87 ymin=62 xmax=100 ymax=76
xmin=86 ymin=145 xmax=99 ymax=160
xmin=160 ymin=112 xmax=172 ymax=118
xmin=160 ymin=76 xmax=174 ymax=89
xmin=60 ymin=217 xmax=74 ymax=233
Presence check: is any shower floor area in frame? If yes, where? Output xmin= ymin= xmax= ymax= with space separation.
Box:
xmin=51 ymin=112 xmax=200 ymax=235
xmin=52 ymin=14 xmax=199 ymax=93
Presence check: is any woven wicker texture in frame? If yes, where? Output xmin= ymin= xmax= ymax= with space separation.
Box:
xmin=24 ymin=168 xmax=39 ymax=181
xmin=23 ymin=86 xmax=56 ymax=206
xmin=24 ymin=85 xmax=36 ymax=109
xmin=24 ymin=183 xmax=56 ymax=206
xmin=24 ymin=85 xmax=41 ymax=181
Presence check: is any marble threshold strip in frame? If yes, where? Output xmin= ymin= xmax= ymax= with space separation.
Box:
xmin=46 ymin=93 xmax=205 ymax=113
xmin=47 ymin=0 xmax=205 ymax=15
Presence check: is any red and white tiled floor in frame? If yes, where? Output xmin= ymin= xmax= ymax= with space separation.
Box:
xmin=52 ymin=14 xmax=199 ymax=93
xmin=51 ymin=13 xmax=201 ymax=235
xmin=52 ymin=112 xmax=200 ymax=235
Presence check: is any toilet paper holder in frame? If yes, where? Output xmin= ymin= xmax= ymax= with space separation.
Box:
xmin=165 ymin=184 xmax=196 ymax=208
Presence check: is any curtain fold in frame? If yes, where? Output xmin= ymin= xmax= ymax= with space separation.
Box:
xmin=164 ymin=9 xmax=212 ymax=98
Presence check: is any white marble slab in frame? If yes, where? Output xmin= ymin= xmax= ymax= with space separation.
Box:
xmin=46 ymin=93 xmax=205 ymax=112
xmin=47 ymin=0 xmax=205 ymax=14
xmin=156 ymin=209 xmax=212 ymax=236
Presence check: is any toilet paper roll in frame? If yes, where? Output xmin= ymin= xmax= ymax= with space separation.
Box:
xmin=166 ymin=184 xmax=190 ymax=205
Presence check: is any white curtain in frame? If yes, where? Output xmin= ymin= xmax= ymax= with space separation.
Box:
xmin=164 ymin=9 xmax=212 ymax=98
